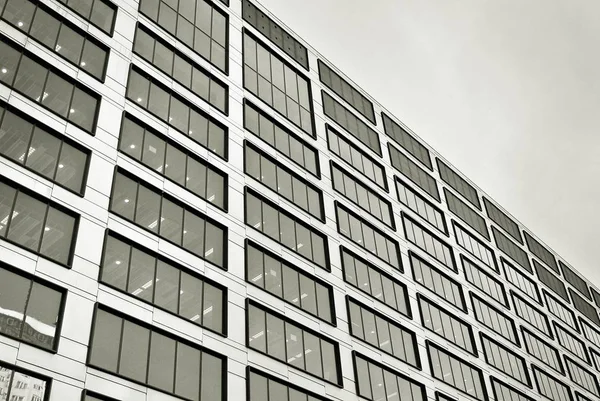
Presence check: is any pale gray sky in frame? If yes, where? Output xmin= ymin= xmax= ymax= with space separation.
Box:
xmin=258 ymin=0 xmax=600 ymax=288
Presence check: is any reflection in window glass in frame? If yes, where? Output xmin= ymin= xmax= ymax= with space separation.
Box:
xmin=0 ymin=362 xmax=49 ymax=401
xmin=57 ymin=0 xmax=116 ymax=35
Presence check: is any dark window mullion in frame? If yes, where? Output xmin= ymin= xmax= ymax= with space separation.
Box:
xmin=36 ymin=202 xmax=51 ymax=253
xmin=17 ymin=279 xmax=35 ymax=340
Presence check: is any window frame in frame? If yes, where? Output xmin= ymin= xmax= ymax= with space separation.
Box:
xmin=452 ymin=221 xmax=499 ymax=273
xmin=580 ymin=317 xmax=600 ymax=348
xmin=520 ymin=326 xmax=564 ymax=375
xmin=479 ymin=332 xmax=532 ymax=388
xmin=81 ymin=390 xmax=121 ymax=401
xmin=570 ymin=288 xmax=600 ymax=327
xmin=553 ymin=321 xmax=589 ymax=364
xmin=0 ymin=360 xmax=52 ymax=401
xmin=564 ymin=356 xmax=600 ymax=398
xmin=395 ymin=176 xmax=448 ymax=236
xmin=444 ymin=188 xmax=489 ymax=240
xmin=490 ymin=377 xmax=535 ymax=401
xmin=470 ymin=292 xmax=520 ymax=346
xmin=388 ymin=143 xmax=439 ymax=202
xmin=483 ymin=197 xmax=523 ymax=245
xmin=245 ymin=366 xmax=333 ymax=401
xmin=523 ymin=231 xmax=559 ymax=274
xmin=544 ymin=289 xmax=580 ymax=333
xmin=532 ymin=364 xmax=574 ymax=401
xmin=502 ymin=257 xmax=541 ymax=305
xmin=381 ymin=112 xmax=432 ymax=170
xmin=461 ymin=255 xmax=509 ymax=308
xmin=511 ymin=290 xmax=553 ymax=340
xmin=436 ymin=158 xmax=481 ymax=210
xmin=492 ymin=226 xmax=532 ymax=274
xmin=560 ymin=261 xmax=591 ymax=300
xmin=56 ymin=0 xmax=117 ymax=36
xmin=535 ymin=259 xmax=568 ymax=302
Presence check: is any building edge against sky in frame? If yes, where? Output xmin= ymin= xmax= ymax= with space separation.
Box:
xmin=0 ymin=0 xmax=599 ymax=401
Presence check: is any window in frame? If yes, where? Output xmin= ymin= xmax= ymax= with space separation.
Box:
xmin=126 ymin=66 xmax=227 ymax=159
xmin=336 ymin=203 xmax=400 ymax=270
xmin=246 ymin=240 xmax=334 ymax=324
xmin=444 ymin=189 xmax=489 ymax=240
xmin=0 ymin=37 xmax=100 ymax=132
xmin=133 ymin=24 xmax=227 ymax=113
xmin=0 ymin=363 xmax=49 ymax=401
xmin=502 ymin=258 xmax=540 ymax=304
xmin=453 ymin=222 xmax=498 ymax=273
xmin=341 ymin=246 xmax=410 ymax=317
xmin=523 ymin=232 xmax=558 ymax=273
xmin=565 ymin=357 xmax=600 ymax=397
xmin=331 ymin=162 xmax=394 ymax=229
xmin=353 ymin=353 xmax=426 ymax=401
xmin=119 ymin=113 xmax=227 ymax=210
xmin=544 ymin=290 xmax=578 ymax=331
xmin=100 ymin=231 xmax=226 ymax=334
xmin=88 ymin=305 xmax=225 ymax=400
xmin=243 ymin=31 xmax=313 ymax=136
xmin=327 ymin=125 xmax=387 ymax=190
xmin=592 ymin=349 xmax=600 ymax=372
xmin=491 ymin=377 xmax=535 ymax=401
xmin=402 ymin=214 xmax=455 ymax=272
xmin=389 ymin=144 xmax=439 ymax=201
xmin=581 ymin=318 xmax=600 ymax=348
xmin=110 ymin=168 xmax=227 ymax=269
xmin=471 ymin=293 xmax=519 ymax=345
xmin=382 ymin=113 xmax=431 ymax=169
xmin=0 ymin=176 xmax=78 ymax=265
xmin=480 ymin=333 xmax=531 ymax=387
xmin=436 ymin=393 xmax=457 ymax=401
xmin=348 ymin=297 xmax=419 ymax=368
xmin=82 ymin=390 xmax=121 ymax=401
xmin=483 ymin=198 xmax=522 ymax=244
xmin=576 ymin=393 xmax=593 ymax=401
xmin=247 ymin=300 xmax=341 ymax=386
xmin=521 ymin=327 xmax=563 ymax=374
xmin=395 ymin=177 xmax=447 ymax=235
xmin=418 ymin=294 xmax=476 ymax=355
xmin=56 ymin=0 xmax=116 ymax=35
xmin=532 ymin=366 xmax=572 ymax=401
xmin=245 ymin=188 xmax=329 ymax=270
xmin=244 ymin=100 xmax=319 ymax=177
xmin=535 ymin=260 xmax=568 ymax=301
xmin=462 ymin=256 xmax=508 ymax=307
xmin=436 ymin=159 xmax=481 ymax=210
xmin=0 ymin=102 xmax=90 ymax=194
xmin=591 ymin=289 xmax=600 ymax=309
xmin=248 ymin=367 xmax=333 ymax=401
xmin=427 ymin=341 xmax=487 ymax=401
xmin=511 ymin=292 xmax=552 ymax=339
xmin=242 ymin=1 xmax=308 ymax=70
xmin=571 ymin=289 xmax=600 ymax=326
xmin=410 ymin=251 xmax=465 ymax=311
xmin=554 ymin=323 xmax=589 ymax=364
xmin=245 ymin=141 xmax=323 ymax=221
xmin=319 ymin=61 xmax=375 ymax=123
xmin=492 ymin=227 xmax=531 ymax=273
xmin=560 ymin=261 xmax=591 ymax=300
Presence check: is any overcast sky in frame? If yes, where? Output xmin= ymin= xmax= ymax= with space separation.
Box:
xmin=258 ymin=0 xmax=600 ymax=288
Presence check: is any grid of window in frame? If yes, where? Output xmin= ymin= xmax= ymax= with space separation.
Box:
xmin=327 ymin=125 xmax=387 ymax=190
xmin=244 ymin=31 xmax=313 ymax=135
xmin=347 ymin=297 xmax=419 ymax=367
xmin=88 ymin=306 xmax=225 ymax=399
xmin=0 ymin=102 xmax=90 ymax=194
xmin=503 ymin=258 xmax=541 ymax=304
xmin=100 ymin=231 xmax=225 ymax=334
xmin=395 ymin=177 xmax=447 ymax=235
xmin=119 ymin=113 xmax=226 ymax=210
xmin=560 ymin=261 xmax=591 ymax=300
xmin=336 ymin=202 xmax=400 ymax=270
xmin=581 ymin=318 xmax=600 ymax=347
xmin=445 ymin=188 xmax=489 ymax=240
xmin=491 ymin=377 xmax=535 ymax=401
xmin=248 ymin=367 xmax=331 ymax=401
xmin=110 ymin=168 xmax=227 ymax=269
xmin=512 ymin=292 xmax=552 ymax=338
xmin=139 ymin=0 xmax=227 ymax=72
xmin=242 ymin=0 xmax=309 ymax=70
xmin=354 ymin=353 xmax=426 ymax=401
xmin=523 ymin=232 xmax=559 ymax=273
xmin=246 ymin=240 xmax=334 ymax=324
xmin=471 ymin=293 xmax=519 ymax=345
xmin=521 ymin=327 xmax=563 ymax=374
xmin=402 ymin=214 xmax=456 ymax=272
xmin=318 ymin=60 xmax=375 ymax=123
xmin=244 ymin=100 xmax=319 ymax=177
xmin=245 ymin=141 xmax=323 ymax=220
xmin=341 ymin=247 xmax=410 ymax=317
xmin=0 ymin=363 xmax=49 ymax=401
xmin=247 ymin=300 xmax=341 ymax=385
xmin=126 ymin=66 xmax=227 ymax=159
xmin=462 ymin=256 xmax=508 ymax=307
xmin=331 ymin=162 xmax=393 ymax=229
xmin=0 ymin=176 xmax=78 ymax=266
xmin=427 ymin=340 xmax=487 ymax=401
xmin=436 ymin=159 xmax=481 ymax=210
xmin=382 ymin=113 xmax=431 ymax=170
xmin=544 ymin=291 xmax=579 ymax=331
xmin=389 ymin=144 xmax=439 ymax=201
xmin=480 ymin=333 xmax=531 ymax=387
xmin=570 ymin=289 xmax=600 ymax=326
xmin=492 ymin=227 xmax=532 ymax=273
xmin=535 ymin=260 xmax=568 ymax=301
xmin=453 ymin=222 xmax=498 ymax=273
xmin=564 ymin=357 xmax=600 ymax=397
xmin=410 ymin=251 xmax=465 ymax=311
xmin=483 ymin=197 xmax=523 ymax=244
xmin=418 ymin=294 xmax=476 ymax=355
xmin=554 ymin=323 xmax=589 ymax=364
xmin=0 ymin=37 xmax=100 ymax=132
xmin=1 ymin=0 xmax=109 ymax=81
xmin=245 ymin=188 xmax=328 ymax=270
xmin=532 ymin=366 xmax=573 ymax=401
xmin=55 ymin=0 xmax=116 ymax=35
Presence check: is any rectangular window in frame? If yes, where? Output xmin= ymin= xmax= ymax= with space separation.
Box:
xmin=126 ymin=66 xmax=227 ymax=160
xmin=565 ymin=357 xmax=600 ymax=397
xmin=521 ymin=327 xmax=563 ymax=374
xmin=0 ymin=101 xmax=90 ymax=194
xmin=410 ymin=251 xmax=465 ymax=311
xmin=82 ymin=390 xmax=121 ymax=401
xmin=336 ymin=202 xmax=400 ymax=270
xmin=445 ymin=189 xmax=489 ymax=240
xmin=511 ymin=292 xmax=552 ymax=338
xmin=560 ymin=261 xmax=591 ymax=300
xmin=402 ymin=214 xmax=455 ymax=272
xmin=491 ymin=377 xmax=535 ymax=401
xmin=245 ymin=188 xmax=329 ymax=271
xmin=319 ymin=60 xmax=375 ymax=123
xmin=100 ymin=231 xmax=226 ymax=334
xmin=331 ymin=162 xmax=394 ymax=229
xmin=535 ymin=260 xmax=568 ymax=301
xmin=427 ymin=341 xmax=487 ymax=401
xmin=581 ymin=318 xmax=600 ymax=348
xmin=243 ymin=31 xmax=313 ymax=136
xmin=247 ymin=300 xmax=341 ymax=385
xmin=382 ymin=113 xmax=431 ymax=170
xmin=245 ymin=141 xmax=323 ymax=220
xmin=0 ymin=36 xmax=100 ymax=132
xmin=480 ymin=333 xmax=531 ymax=387
xmin=462 ymin=256 xmax=508 ymax=307
xmin=88 ymin=305 xmax=225 ymax=400
xmin=0 ymin=175 xmax=78 ymax=266
xmin=353 ymin=352 xmax=426 ymax=401
xmin=592 ymin=289 xmax=600 ymax=309
xmin=554 ymin=322 xmax=589 ymax=364
xmin=248 ymin=367 xmax=333 ymax=401
xmin=532 ymin=366 xmax=573 ymax=401
xmin=493 ymin=227 xmax=532 ymax=273
xmin=327 ymin=125 xmax=387 ymax=190
xmin=246 ymin=240 xmax=334 ymax=324
xmin=471 ymin=293 xmax=519 ymax=345
xmin=56 ymin=0 xmax=116 ymax=35
xmin=119 ymin=113 xmax=227 ymax=210
xmin=341 ymin=247 xmax=410 ymax=317
xmin=418 ymin=294 xmax=476 ymax=355
xmin=502 ymin=258 xmax=540 ymax=304
xmin=453 ymin=222 xmax=498 ymax=272
xmin=544 ymin=290 xmax=579 ymax=331
xmin=436 ymin=159 xmax=481 ymax=210
xmin=395 ymin=177 xmax=447 ymax=235
xmin=347 ymin=297 xmax=419 ymax=368
xmin=592 ymin=349 xmax=600 ymax=373
xmin=0 ymin=362 xmax=49 ymax=400
xmin=571 ymin=289 xmax=600 ymax=326
xmin=483 ymin=197 xmax=523 ymax=244
xmin=110 ymin=168 xmax=227 ymax=269
xmin=523 ymin=232 xmax=559 ymax=273
xmin=389 ymin=144 xmax=439 ymax=201
xmin=244 ymin=100 xmax=319 ymax=177
xmin=436 ymin=393 xmax=457 ymax=401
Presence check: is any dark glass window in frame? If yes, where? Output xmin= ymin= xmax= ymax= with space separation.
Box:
xmin=483 ymin=197 xmax=523 ymax=244
xmin=532 ymin=365 xmax=573 ymax=401
xmin=436 ymin=158 xmax=481 ymax=209
xmin=402 ymin=214 xmax=455 ymax=272
xmin=462 ymin=256 xmax=508 ymax=307
xmin=56 ymin=0 xmax=116 ymax=35
xmin=502 ymin=258 xmax=540 ymax=304
xmin=0 ymin=362 xmax=49 ymax=400
xmin=521 ymin=327 xmax=563 ymax=374
xmin=471 ymin=293 xmax=519 ymax=345
xmin=82 ymin=390 xmax=121 ymax=401
xmin=535 ymin=260 xmax=568 ymax=301
xmin=248 ymin=367 xmax=333 ymax=401
xmin=480 ymin=333 xmax=531 ymax=386
xmin=453 ymin=222 xmax=498 ymax=272
xmin=382 ymin=112 xmax=431 ymax=169
xmin=410 ymin=252 xmax=465 ymax=311
xmin=560 ymin=261 xmax=591 ymax=300
xmin=544 ymin=290 xmax=579 ymax=331
xmin=523 ymin=231 xmax=559 ymax=273
xmin=395 ymin=177 xmax=446 ymax=235
xmin=444 ymin=189 xmax=488 ymax=240
xmin=581 ymin=318 xmax=600 ymax=348
xmin=511 ymin=291 xmax=552 ymax=338
xmin=492 ymin=227 xmax=531 ymax=273
xmin=570 ymin=289 xmax=600 ymax=326
xmin=389 ymin=144 xmax=438 ymax=201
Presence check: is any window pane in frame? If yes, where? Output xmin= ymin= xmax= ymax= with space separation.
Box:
xmin=118 ymin=320 xmax=150 ymax=383
xmin=169 ymin=97 xmax=189 ymax=134
xmin=202 ymin=284 xmax=223 ymax=333
xmin=81 ymin=39 xmax=107 ymax=79
xmin=183 ymin=210 xmax=204 ymax=257
xmin=299 ymin=275 xmax=317 ymax=315
xmin=200 ymin=352 xmax=223 ymax=401
xmin=120 ymin=118 xmax=144 ymax=159
xmin=204 ymin=223 xmax=223 ymax=267
xmin=127 ymin=247 xmax=155 ymax=302
xmin=163 ymin=145 xmax=186 ymax=186
xmin=0 ymin=268 xmax=30 ymax=341
xmin=173 ymin=55 xmax=192 ymax=87
xmin=110 ymin=173 xmax=137 ymax=220
xmin=148 ymin=83 xmax=170 ymax=120
xmin=127 ymin=70 xmax=149 ymax=107
xmin=179 ymin=271 xmax=203 ymax=321
xmin=175 ymin=343 xmax=201 ymax=400
xmin=0 ymin=41 xmax=20 ymax=86
xmin=100 ymin=235 xmax=130 ymax=291
xmin=283 ymin=266 xmax=299 ymax=307
xmin=192 ymin=66 xmax=210 ymax=99
xmin=55 ymin=142 xmax=87 ymax=192
xmin=56 ymin=25 xmax=85 ymax=64
xmin=13 ymin=56 xmax=48 ymax=101
xmin=249 ymin=372 xmax=268 ymax=401
xmin=285 ymin=323 xmax=304 ymax=369
xmin=267 ymin=313 xmax=285 ymax=360
xmin=30 ymin=8 xmax=61 ymax=49
xmin=304 ymin=332 xmax=323 ymax=377
xmin=206 ymin=169 xmax=224 ymax=208
xmin=69 ymin=87 xmax=98 ymax=131
xmin=89 ymin=309 xmax=122 ymax=372
xmin=42 ymin=72 xmax=73 ymax=117
xmin=148 ymin=332 xmax=176 ymax=392
xmin=0 ymin=110 xmax=32 ymax=162
xmin=25 ymin=127 xmax=61 ymax=180
xmin=160 ymin=199 xmax=183 ymax=245
xmin=90 ymin=0 xmax=115 ymax=33
xmin=321 ymin=341 xmax=338 ymax=383
xmin=3 ymin=0 xmax=36 ymax=32
xmin=39 ymin=206 xmax=76 ymax=265
xmin=7 ymin=192 xmax=46 ymax=253
xmin=248 ymin=305 xmax=266 ymax=352
xmin=154 ymin=41 xmax=174 ymax=75
xmin=154 ymin=261 xmax=180 ymax=314
xmin=69 ymin=0 xmax=93 ymax=18
xmin=264 ymin=255 xmax=282 ymax=297
xmin=134 ymin=185 xmax=161 ymax=232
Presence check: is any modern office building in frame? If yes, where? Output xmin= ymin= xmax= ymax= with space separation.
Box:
xmin=0 ymin=0 xmax=599 ymax=400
